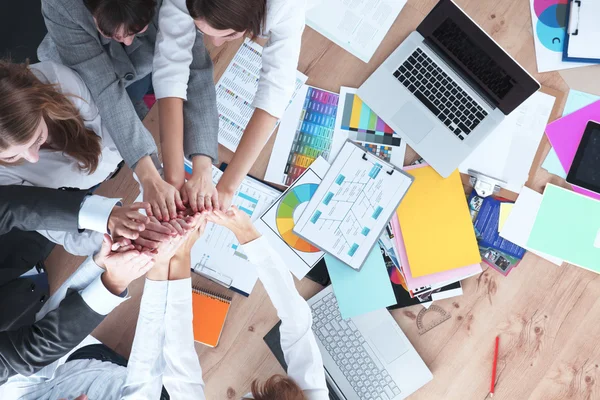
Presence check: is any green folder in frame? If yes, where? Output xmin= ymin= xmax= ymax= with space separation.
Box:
xmin=527 ymin=184 xmax=600 ymax=273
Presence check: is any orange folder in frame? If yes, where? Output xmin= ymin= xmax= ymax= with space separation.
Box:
xmin=191 ymin=287 xmax=232 ymax=347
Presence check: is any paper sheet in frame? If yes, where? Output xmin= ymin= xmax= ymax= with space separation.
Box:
xmin=529 ymin=0 xmax=587 ymax=72
xmin=565 ymin=1 xmax=600 ymax=59
xmin=188 ymin=163 xmax=281 ymax=296
xmin=256 ymin=157 xmax=330 ymax=279
xmin=325 ymin=248 xmax=396 ymax=319
xmin=389 ymin=215 xmax=481 ymax=291
xmin=216 ymin=38 xmax=307 ymax=152
xmin=264 ymin=86 xmax=340 ymax=186
xmin=294 ymin=141 xmax=413 ymax=270
xmin=331 ymin=87 xmax=406 ymax=168
xmin=459 ymin=91 xmax=555 ymax=193
xmin=498 ymin=203 xmax=514 ymax=232
xmin=499 ymin=187 xmax=563 ymax=266
xmin=527 ymin=184 xmax=600 ymax=272
xmin=542 ymin=90 xmax=600 ymax=178
xmin=306 ymin=0 xmax=407 ymax=63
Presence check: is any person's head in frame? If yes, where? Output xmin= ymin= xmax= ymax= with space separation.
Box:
xmin=186 ymin=0 xmax=266 ymax=47
xmin=249 ymin=375 xmax=307 ymax=400
xmin=84 ymin=0 xmax=156 ymax=46
xmin=0 ymin=61 xmax=101 ymax=172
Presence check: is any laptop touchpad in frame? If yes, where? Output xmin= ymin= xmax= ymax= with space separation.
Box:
xmin=368 ymin=321 xmax=408 ymax=364
xmin=392 ymin=103 xmax=434 ymax=144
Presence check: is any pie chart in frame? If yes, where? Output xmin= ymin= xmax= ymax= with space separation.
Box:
xmin=276 ymin=183 xmax=321 ymax=253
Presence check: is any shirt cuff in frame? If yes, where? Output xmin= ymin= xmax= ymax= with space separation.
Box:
xmin=78 ymin=195 xmax=122 ymax=234
xmin=167 ymin=278 xmax=192 ymax=302
xmin=153 ymin=80 xmax=188 ymax=101
xmin=240 ymin=235 xmax=273 ymax=265
xmin=79 ymin=274 xmax=130 ymax=316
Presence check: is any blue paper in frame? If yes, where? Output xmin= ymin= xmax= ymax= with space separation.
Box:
xmin=325 ymin=247 xmax=395 ymax=320
xmin=543 ymin=90 xmax=600 ymax=177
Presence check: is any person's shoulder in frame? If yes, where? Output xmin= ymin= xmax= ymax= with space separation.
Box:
xmin=43 ymin=0 xmax=89 ymax=17
xmin=265 ymin=0 xmax=306 ymax=30
xmin=29 ymin=62 xmax=89 ymax=102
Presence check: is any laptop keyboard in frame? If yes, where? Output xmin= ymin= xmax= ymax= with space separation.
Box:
xmin=312 ymin=292 xmax=401 ymax=400
xmin=393 ymin=48 xmax=488 ymax=141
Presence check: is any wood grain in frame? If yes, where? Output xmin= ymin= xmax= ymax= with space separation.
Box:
xmin=44 ymin=1 xmax=600 ymax=398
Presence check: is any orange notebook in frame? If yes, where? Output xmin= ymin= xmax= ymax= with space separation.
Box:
xmin=191 ymin=286 xmax=232 ymax=347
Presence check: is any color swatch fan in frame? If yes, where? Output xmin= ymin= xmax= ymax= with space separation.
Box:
xmin=276 ymin=184 xmax=321 ymax=252
xmin=256 ymin=157 xmax=330 ymax=279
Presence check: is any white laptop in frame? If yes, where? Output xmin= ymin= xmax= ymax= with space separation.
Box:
xmin=357 ymin=0 xmax=540 ymax=178
xmin=309 ymin=286 xmax=432 ymax=399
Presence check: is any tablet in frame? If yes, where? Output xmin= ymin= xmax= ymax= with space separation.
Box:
xmin=567 ymin=120 xmax=600 ymax=194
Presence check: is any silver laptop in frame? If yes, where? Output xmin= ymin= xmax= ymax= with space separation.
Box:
xmin=357 ymin=0 xmax=540 ymax=178
xmin=309 ymin=286 xmax=432 ymax=400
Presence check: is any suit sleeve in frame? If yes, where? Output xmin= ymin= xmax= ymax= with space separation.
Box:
xmin=40 ymin=1 xmax=157 ymax=169
xmin=0 ymin=291 xmax=104 ymax=385
xmin=0 ymin=186 xmax=86 ymax=235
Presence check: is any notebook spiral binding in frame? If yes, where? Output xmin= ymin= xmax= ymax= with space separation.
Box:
xmin=191 ymin=285 xmax=233 ymax=304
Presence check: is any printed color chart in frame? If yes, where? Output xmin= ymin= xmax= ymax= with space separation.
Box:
xmin=284 ymin=87 xmax=339 ymax=185
xmin=340 ymin=92 xmax=400 ymax=146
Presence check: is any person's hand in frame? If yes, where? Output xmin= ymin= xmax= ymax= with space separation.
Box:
xmin=142 ymin=176 xmax=185 ymax=222
xmin=181 ymin=213 xmax=208 ymax=251
xmin=206 ymin=206 xmax=260 ymax=245
xmin=133 ymin=216 xmax=173 ymax=250
xmin=215 ymin=184 xmax=234 ymax=212
xmin=153 ymin=218 xmax=195 ymax=264
xmin=181 ymin=156 xmax=218 ymax=212
xmin=107 ymin=202 xmax=151 ymax=240
xmin=93 ymin=234 xmax=155 ymax=295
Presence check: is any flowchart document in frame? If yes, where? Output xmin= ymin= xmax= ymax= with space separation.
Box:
xmin=306 ymin=0 xmax=407 ymax=63
xmin=216 ymin=38 xmax=307 ymax=152
xmin=294 ymin=141 xmax=413 ymax=270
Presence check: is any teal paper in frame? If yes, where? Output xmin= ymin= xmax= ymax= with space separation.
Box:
xmin=527 ymin=184 xmax=600 ymax=273
xmin=325 ymin=247 xmax=395 ymax=319
xmin=542 ymin=90 xmax=600 ymax=178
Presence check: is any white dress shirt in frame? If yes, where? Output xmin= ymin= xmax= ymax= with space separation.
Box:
xmin=153 ymin=0 xmax=306 ymax=119
xmin=0 ymin=61 xmax=124 ymax=256
xmin=0 ymin=237 xmax=328 ymax=399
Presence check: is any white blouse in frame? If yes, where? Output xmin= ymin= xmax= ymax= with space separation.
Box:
xmin=153 ymin=0 xmax=307 ymax=119
xmin=0 ymin=61 xmax=123 ymax=255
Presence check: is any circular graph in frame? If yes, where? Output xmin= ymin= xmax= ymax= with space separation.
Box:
xmin=534 ymin=0 xmax=569 ymax=52
xmin=276 ymin=183 xmax=321 ymax=253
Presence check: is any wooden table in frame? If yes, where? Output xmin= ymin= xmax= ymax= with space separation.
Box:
xmin=47 ymin=1 xmax=600 ymax=399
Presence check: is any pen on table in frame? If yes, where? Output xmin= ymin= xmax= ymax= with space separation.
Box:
xmin=490 ymin=335 xmax=499 ymax=397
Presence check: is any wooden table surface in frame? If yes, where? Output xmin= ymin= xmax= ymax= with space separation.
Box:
xmin=46 ymin=1 xmax=600 ymax=399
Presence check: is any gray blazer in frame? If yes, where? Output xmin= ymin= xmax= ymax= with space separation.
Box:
xmin=38 ymin=0 xmax=219 ymax=168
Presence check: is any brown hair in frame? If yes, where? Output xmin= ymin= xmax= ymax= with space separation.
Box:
xmin=250 ymin=375 xmax=307 ymax=400
xmin=84 ymin=0 xmax=156 ymax=37
xmin=0 ymin=61 xmax=102 ymax=173
xmin=186 ymin=0 xmax=266 ymax=37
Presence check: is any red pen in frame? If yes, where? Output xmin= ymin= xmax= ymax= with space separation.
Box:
xmin=490 ymin=335 xmax=499 ymax=397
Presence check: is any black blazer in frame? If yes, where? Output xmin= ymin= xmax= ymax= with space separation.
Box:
xmin=0 ymin=185 xmax=106 ymax=384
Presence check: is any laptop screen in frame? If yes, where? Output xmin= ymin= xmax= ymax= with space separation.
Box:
xmin=417 ymin=0 xmax=539 ymax=114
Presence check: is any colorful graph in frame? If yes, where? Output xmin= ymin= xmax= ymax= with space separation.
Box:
xmin=534 ymin=0 xmax=568 ymax=52
xmin=276 ymin=183 xmax=321 ymax=252
xmin=340 ymin=92 xmax=400 ymax=146
xmin=362 ymin=143 xmax=392 ymax=162
xmin=284 ymin=87 xmax=339 ymax=185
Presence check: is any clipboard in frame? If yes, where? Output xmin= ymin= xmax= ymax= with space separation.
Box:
xmin=563 ymin=0 xmax=600 ymax=63
xmin=293 ymin=140 xmax=414 ymax=271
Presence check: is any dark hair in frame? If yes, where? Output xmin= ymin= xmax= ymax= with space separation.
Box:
xmin=83 ymin=0 xmax=157 ymax=37
xmin=0 ymin=61 xmax=102 ymax=173
xmin=186 ymin=0 xmax=266 ymax=37
xmin=250 ymin=375 xmax=307 ymax=400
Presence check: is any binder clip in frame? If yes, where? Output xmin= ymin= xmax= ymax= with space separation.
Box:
xmin=467 ymin=169 xmax=506 ymax=198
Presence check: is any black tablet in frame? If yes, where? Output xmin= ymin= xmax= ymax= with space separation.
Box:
xmin=567 ymin=120 xmax=600 ymax=194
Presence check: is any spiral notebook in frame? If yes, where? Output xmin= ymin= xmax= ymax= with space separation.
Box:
xmin=191 ymin=285 xmax=232 ymax=347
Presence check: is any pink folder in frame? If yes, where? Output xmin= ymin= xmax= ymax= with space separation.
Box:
xmin=390 ymin=215 xmax=482 ymax=291
xmin=545 ymin=100 xmax=600 ymax=200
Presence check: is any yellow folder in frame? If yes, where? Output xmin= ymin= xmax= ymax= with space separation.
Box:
xmin=397 ymin=166 xmax=480 ymax=277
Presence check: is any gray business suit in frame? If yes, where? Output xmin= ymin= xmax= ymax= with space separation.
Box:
xmin=0 ymin=186 xmax=105 ymax=385
xmin=38 ymin=0 xmax=218 ymax=169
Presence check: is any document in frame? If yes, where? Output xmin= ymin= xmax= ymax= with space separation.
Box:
xmin=216 ymin=38 xmax=307 ymax=152
xmin=306 ymin=0 xmax=407 ymax=63
xmin=294 ymin=141 xmax=413 ymax=270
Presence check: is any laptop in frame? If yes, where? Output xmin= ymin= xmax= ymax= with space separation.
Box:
xmin=265 ymin=286 xmax=432 ymax=400
xmin=357 ymin=0 xmax=540 ymax=178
